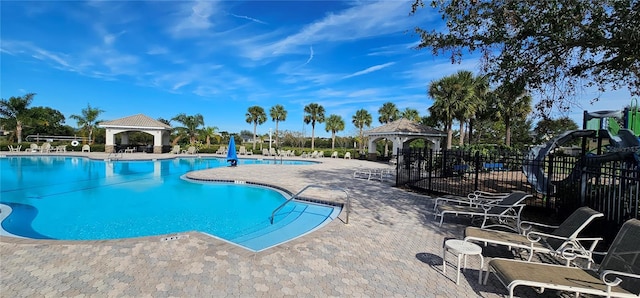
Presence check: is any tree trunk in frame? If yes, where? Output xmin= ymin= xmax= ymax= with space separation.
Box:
xmin=172 ymin=136 xmax=181 ymax=145
xmin=252 ymin=123 xmax=257 ymax=150
xmin=16 ymin=121 xmax=23 ymax=143
xmin=459 ymin=120 xmax=464 ymax=146
xmin=331 ymin=132 xmax=336 ymax=150
xmin=311 ymin=124 xmax=315 ymax=150
xmin=468 ymin=119 xmax=474 ymax=145
xmin=359 ymin=128 xmax=364 ymax=152
xmin=275 ymin=121 xmax=279 ymax=147
xmin=505 ymin=117 xmax=511 ymax=147
xmin=446 ymin=122 xmax=453 ymax=149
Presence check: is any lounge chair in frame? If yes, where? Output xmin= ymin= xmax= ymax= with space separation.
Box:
xmin=26 ymin=143 xmax=40 ymax=152
xmin=238 ymin=146 xmax=247 ymax=155
xmin=170 ymin=145 xmax=181 ymax=154
xmin=318 ymin=151 xmax=324 ymax=158
xmin=344 ymin=152 xmax=351 ymax=159
xmin=8 ymin=145 xmax=22 ymax=152
xmin=269 ymin=148 xmax=277 ymax=156
xmin=310 ymin=151 xmax=319 ymax=158
xmin=435 ymin=192 xmax=532 ymax=232
xmin=215 ymin=146 xmax=226 ymax=155
xmin=331 ymin=151 xmax=338 ymax=158
xmin=40 ymin=142 xmax=52 ymax=153
xmin=434 ymin=191 xmax=511 ymax=211
xmin=186 ymin=146 xmax=197 ymax=154
xmin=353 ymin=167 xmax=394 ymax=181
xmin=486 ymin=218 xmax=640 ymax=298
xmin=81 ymin=145 xmax=90 ymax=152
xmin=465 ymin=207 xmax=604 ymax=264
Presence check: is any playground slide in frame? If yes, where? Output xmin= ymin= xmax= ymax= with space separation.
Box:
xmin=523 ymin=130 xmax=596 ymax=194
xmin=524 ymin=128 xmax=639 ymax=194
xmin=603 ymin=128 xmax=640 ymax=148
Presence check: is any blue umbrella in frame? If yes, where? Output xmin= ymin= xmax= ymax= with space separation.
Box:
xmin=226 ymin=136 xmax=238 ymax=167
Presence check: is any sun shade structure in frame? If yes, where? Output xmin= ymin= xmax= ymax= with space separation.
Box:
xmin=364 ymin=118 xmax=445 ymax=159
xmin=99 ymin=114 xmax=172 ymax=154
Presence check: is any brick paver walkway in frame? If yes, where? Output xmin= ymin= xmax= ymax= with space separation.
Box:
xmin=1 ymin=152 xmax=572 ymax=297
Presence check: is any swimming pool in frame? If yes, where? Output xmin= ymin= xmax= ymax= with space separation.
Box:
xmin=0 ymin=156 xmax=339 ymax=251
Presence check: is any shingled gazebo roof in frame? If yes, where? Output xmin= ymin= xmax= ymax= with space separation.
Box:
xmin=99 ymin=114 xmax=171 ymax=130
xmin=365 ymin=118 xmax=445 ymax=137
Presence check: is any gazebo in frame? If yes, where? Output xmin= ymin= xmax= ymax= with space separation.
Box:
xmin=364 ymin=118 xmax=446 ymax=159
xmin=99 ymin=114 xmax=172 ymax=154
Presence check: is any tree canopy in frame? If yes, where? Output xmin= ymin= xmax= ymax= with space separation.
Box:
xmin=412 ymin=0 xmax=640 ymax=114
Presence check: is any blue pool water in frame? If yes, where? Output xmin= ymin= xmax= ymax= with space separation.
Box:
xmin=0 ymin=156 xmax=337 ymax=251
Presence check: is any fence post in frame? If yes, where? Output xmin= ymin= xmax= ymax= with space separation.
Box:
xmin=546 ymin=154 xmax=554 ymax=210
xmin=428 ymin=149 xmax=433 ymax=190
xmin=474 ymin=151 xmax=480 ymax=191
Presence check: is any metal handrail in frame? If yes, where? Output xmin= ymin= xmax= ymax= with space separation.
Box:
xmin=270 ymin=184 xmax=350 ymax=224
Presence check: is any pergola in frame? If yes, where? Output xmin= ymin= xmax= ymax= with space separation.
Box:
xmin=99 ymin=114 xmax=172 ymax=154
xmin=364 ymin=118 xmax=446 ymax=158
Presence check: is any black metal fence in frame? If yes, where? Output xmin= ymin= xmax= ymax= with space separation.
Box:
xmin=396 ymin=148 xmax=640 ymax=227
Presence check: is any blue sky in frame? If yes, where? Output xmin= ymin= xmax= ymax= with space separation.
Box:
xmin=1 ymin=0 xmax=634 ymax=138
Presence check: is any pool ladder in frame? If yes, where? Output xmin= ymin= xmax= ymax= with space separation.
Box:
xmin=269 ymin=184 xmax=350 ymax=224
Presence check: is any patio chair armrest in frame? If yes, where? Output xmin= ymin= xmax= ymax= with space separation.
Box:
xmin=600 ymin=270 xmax=640 ymax=287
xmin=474 ymin=191 xmax=510 ymax=198
xmin=481 ymin=202 xmax=525 ymax=209
xmin=439 ymin=198 xmax=475 ymax=205
xmin=519 ymin=221 xmax=559 ymax=234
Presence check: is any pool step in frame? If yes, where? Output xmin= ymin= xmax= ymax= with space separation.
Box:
xmin=231 ymin=204 xmax=336 ymax=251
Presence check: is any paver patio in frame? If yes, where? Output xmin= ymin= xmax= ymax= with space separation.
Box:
xmin=1 ymin=152 xmax=579 ymax=297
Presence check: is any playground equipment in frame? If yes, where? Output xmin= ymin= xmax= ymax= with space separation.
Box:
xmin=524 ymin=100 xmax=640 ymax=195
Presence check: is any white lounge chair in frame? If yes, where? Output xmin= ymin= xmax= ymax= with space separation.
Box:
xmin=8 ymin=145 xmax=21 ymax=152
xmin=435 ymin=192 xmax=532 ymax=232
xmin=331 ymin=151 xmax=338 ymax=158
xmin=269 ymin=148 xmax=277 ymax=156
xmin=318 ymin=151 xmax=324 ymax=158
xmin=170 ymin=145 xmax=181 ymax=154
xmin=81 ymin=145 xmax=90 ymax=152
xmin=40 ymin=142 xmax=52 ymax=153
xmin=486 ymin=218 xmax=640 ymax=298
xmin=434 ymin=191 xmax=511 ymax=211
xmin=186 ymin=146 xmax=197 ymax=154
xmin=465 ymin=207 xmax=604 ymax=264
xmin=26 ymin=143 xmax=39 ymax=152
xmin=344 ymin=152 xmax=351 ymax=159
xmin=238 ymin=146 xmax=247 ymax=155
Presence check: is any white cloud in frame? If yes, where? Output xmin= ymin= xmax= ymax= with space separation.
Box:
xmin=343 ymin=62 xmax=395 ymax=79
xmin=229 ymin=13 xmax=267 ymax=25
xmin=170 ymin=1 xmax=217 ymax=38
xmin=244 ymin=0 xmax=431 ymax=60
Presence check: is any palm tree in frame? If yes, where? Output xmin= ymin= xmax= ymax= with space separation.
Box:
xmin=378 ymin=102 xmax=399 ymax=156
xmin=449 ymin=71 xmax=475 ymax=146
xmin=269 ymin=104 xmax=287 ymax=147
xmin=493 ymin=81 xmax=533 ymax=146
xmin=171 ymin=113 xmax=204 ymax=145
xmin=0 ymin=93 xmax=36 ymax=143
xmin=466 ymin=74 xmax=490 ymax=144
xmin=245 ymin=106 xmax=266 ymax=150
xmin=324 ymin=114 xmax=345 ymax=150
xmin=200 ymin=126 xmax=220 ymax=147
xmin=401 ymin=108 xmax=421 ymax=122
xmin=352 ymin=109 xmax=372 ymax=153
xmin=303 ymin=103 xmax=325 ymax=150
xmin=70 ymin=104 xmax=105 ymax=145
xmin=428 ymin=75 xmax=464 ymax=149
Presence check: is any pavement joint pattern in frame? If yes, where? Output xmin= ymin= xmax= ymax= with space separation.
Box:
xmin=1 ymin=152 xmax=580 ymax=297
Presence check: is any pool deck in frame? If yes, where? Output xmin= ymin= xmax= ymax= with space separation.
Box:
xmin=1 ymin=152 xmax=566 ymax=297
